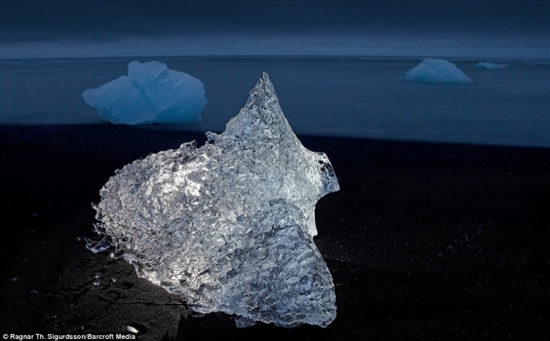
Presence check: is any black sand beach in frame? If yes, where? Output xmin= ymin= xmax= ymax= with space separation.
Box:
xmin=1 ymin=124 xmax=549 ymax=340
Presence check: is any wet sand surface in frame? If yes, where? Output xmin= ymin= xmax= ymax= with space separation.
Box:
xmin=1 ymin=125 xmax=549 ymax=340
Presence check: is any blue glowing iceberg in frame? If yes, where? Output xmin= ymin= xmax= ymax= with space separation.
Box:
xmin=399 ymin=58 xmax=473 ymax=84
xmin=82 ymin=61 xmax=207 ymax=125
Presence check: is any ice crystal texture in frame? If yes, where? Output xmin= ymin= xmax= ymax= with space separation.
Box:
xmin=93 ymin=73 xmax=339 ymax=327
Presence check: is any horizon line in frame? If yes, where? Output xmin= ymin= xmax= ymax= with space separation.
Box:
xmin=2 ymin=54 xmax=549 ymax=63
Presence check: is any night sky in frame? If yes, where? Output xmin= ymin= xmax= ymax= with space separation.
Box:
xmin=1 ymin=1 xmax=549 ymax=59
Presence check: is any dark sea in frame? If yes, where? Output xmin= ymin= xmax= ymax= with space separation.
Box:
xmin=1 ymin=56 xmax=549 ymax=147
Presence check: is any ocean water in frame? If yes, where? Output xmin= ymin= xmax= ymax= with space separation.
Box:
xmin=1 ymin=57 xmax=549 ymax=147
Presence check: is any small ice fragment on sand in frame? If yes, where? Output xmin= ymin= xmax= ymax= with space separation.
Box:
xmin=83 ymin=236 xmax=111 ymax=253
xmin=126 ymin=326 xmax=139 ymax=334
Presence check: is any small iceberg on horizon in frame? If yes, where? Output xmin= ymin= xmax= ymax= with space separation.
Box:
xmin=82 ymin=61 xmax=207 ymax=125
xmin=475 ymin=62 xmax=510 ymax=69
xmin=399 ymin=58 xmax=473 ymax=84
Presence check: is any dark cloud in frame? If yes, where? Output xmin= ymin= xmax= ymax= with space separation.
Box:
xmin=2 ymin=1 xmax=548 ymax=41
xmin=1 ymin=1 xmax=548 ymax=58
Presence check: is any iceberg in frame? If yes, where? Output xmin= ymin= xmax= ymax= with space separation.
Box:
xmin=82 ymin=61 xmax=207 ymax=125
xmin=399 ymin=58 xmax=473 ymax=84
xmin=475 ymin=62 xmax=509 ymax=69
xmin=92 ymin=73 xmax=339 ymax=328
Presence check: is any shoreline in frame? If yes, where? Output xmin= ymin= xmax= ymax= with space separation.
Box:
xmin=1 ymin=124 xmax=549 ymax=339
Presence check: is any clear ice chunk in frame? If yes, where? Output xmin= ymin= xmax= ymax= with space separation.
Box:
xmin=93 ymin=73 xmax=339 ymax=328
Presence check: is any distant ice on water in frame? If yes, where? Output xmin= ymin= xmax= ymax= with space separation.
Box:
xmin=475 ymin=62 xmax=510 ymax=69
xmin=82 ymin=61 xmax=207 ymax=125
xmin=399 ymin=58 xmax=473 ymax=84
